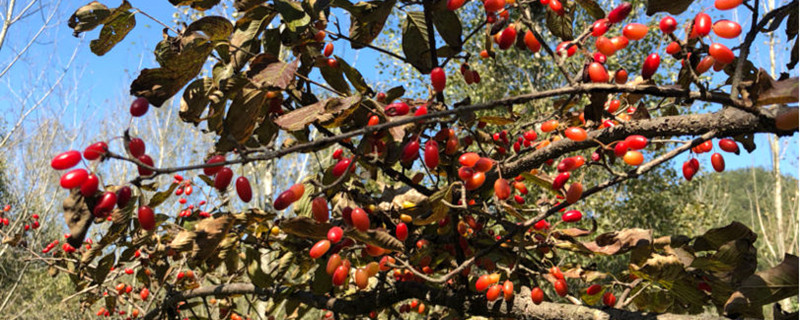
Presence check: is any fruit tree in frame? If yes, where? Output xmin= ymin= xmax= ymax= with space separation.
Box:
xmin=37 ymin=0 xmax=800 ymax=318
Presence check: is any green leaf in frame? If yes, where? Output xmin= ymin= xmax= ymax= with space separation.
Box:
xmin=180 ymin=77 xmax=214 ymax=124
xmin=336 ymin=0 xmax=397 ymax=49
xmin=89 ymin=1 xmax=135 ymax=56
xmin=245 ymin=247 xmax=272 ymax=287
xmin=646 ymin=0 xmax=695 ymax=15
xmin=68 ymin=1 xmax=111 ymax=35
xmin=169 ymin=0 xmax=221 ymax=11
xmin=261 ymin=28 xmax=282 ymax=58
xmin=432 ymin=8 xmax=462 ymax=49
xmin=545 ymin=4 xmax=574 ymax=41
xmin=311 ymin=261 xmax=333 ymax=294
xmin=574 ymin=0 xmax=605 ymax=20
xmin=335 ymin=55 xmax=372 ymax=95
xmin=724 ymin=254 xmax=799 ymax=318
xmin=274 ymin=0 xmax=310 ymax=32
xmin=402 ymin=11 xmax=433 ymax=74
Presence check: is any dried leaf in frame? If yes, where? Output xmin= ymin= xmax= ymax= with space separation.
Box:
xmin=234 ymin=0 xmax=266 ymax=12
xmin=754 ymin=75 xmax=799 ymax=106
xmin=89 ymin=1 xmax=135 ymax=56
xmin=280 ymin=216 xmax=333 ymax=240
xmin=724 ymin=254 xmax=799 ymax=318
xmin=402 ymin=11 xmax=433 ymax=74
xmin=574 ymin=0 xmax=605 ymax=20
xmin=336 ymin=55 xmax=372 ymax=95
xmin=336 ymin=0 xmax=397 ymax=49
xmin=545 ymin=3 xmax=574 ymax=41
xmin=63 ymin=189 xmax=94 ymax=248
xmin=646 ymin=0 xmax=695 ymax=15
xmin=147 ymin=182 xmax=181 ymax=208
xmin=222 ymin=87 xmax=269 ymax=143
xmin=692 ymin=221 xmax=756 ymax=252
xmin=346 ymin=229 xmax=405 ymax=252
xmin=180 ymin=77 xmax=214 ymax=124
xmin=432 ymin=5 xmax=462 ymax=49
xmin=582 ymin=228 xmax=653 ymax=256
xmin=93 ymin=253 xmax=116 ymax=284
xmin=68 ymin=1 xmax=111 ymax=35
xmin=274 ymin=0 xmax=309 ymax=32
xmin=231 ymin=6 xmax=276 ymax=71
xmin=477 ymin=116 xmax=515 ymax=125
xmin=169 ymin=0 xmax=221 ymax=11
xmin=413 ymin=183 xmax=454 ymax=225
xmin=249 ymin=59 xmax=299 ymax=90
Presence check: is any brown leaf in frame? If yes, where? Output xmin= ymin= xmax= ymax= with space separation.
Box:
xmin=346 ymin=229 xmax=405 ymax=252
xmin=630 ymin=102 xmax=651 ymax=120
xmin=280 ymin=216 xmax=333 ymax=240
xmin=68 ymin=2 xmax=111 ymax=35
xmin=63 ymin=189 xmax=94 ymax=248
xmin=87 ymin=1 xmax=135 ymax=56
xmin=169 ymin=230 xmax=197 ymax=251
xmin=230 ymin=6 xmax=277 ymax=71
xmin=275 ymin=98 xmax=334 ymax=131
xmin=339 ymin=0 xmax=397 ymax=49
xmin=222 ymin=87 xmax=269 ymax=143
xmin=574 ymin=0 xmax=606 ymax=20
xmin=130 ymin=16 xmax=233 ymax=106
xmin=545 ymin=2 xmax=575 ymax=41
xmin=190 ymin=215 xmax=235 ymax=265
xmin=249 ymin=59 xmax=299 ymax=90
xmin=169 ymin=0 xmax=221 ymax=11
xmin=752 ymin=72 xmax=799 ymax=106
xmin=402 ymin=11 xmax=433 ymax=74
xmin=646 ymin=0 xmax=695 ymax=15
xmin=477 ymin=116 xmax=515 ymax=125
xmin=180 ymin=77 xmax=214 ymax=124
xmin=724 ymin=254 xmax=799 ymax=318
xmin=234 ymin=0 xmax=267 ymax=12
xmin=692 ymin=221 xmax=756 ymax=252
xmin=554 ymin=219 xmax=597 ymax=238
xmin=413 ymin=183 xmax=454 ymax=226
xmin=581 ymin=228 xmax=653 ymax=256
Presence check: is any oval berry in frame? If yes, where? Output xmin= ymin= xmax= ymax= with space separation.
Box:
xmin=541 ymin=120 xmax=559 ymax=132
xmin=562 ymin=210 xmax=582 ymax=222
xmin=588 ymin=62 xmax=609 ymax=83
xmin=138 ymin=206 xmax=155 ymax=231
xmin=486 ymin=284 xmax=502 ymax=301
xmin=464 ymin=172 xmax=486 ymax=190
xmin=214 ymin=167 xmax=233 ymax=191
xmin=203 ymin=155 xmax=226 ymax=176
xmin=641 ymin=53 xmax=661 ymax=80
xmin=84 ymin=142 xmax=108 ymax=160
xmin=326 ymin=254 xmax=342 ymax=275
xmin=60 ymin=169 xmax=88 ymax=189
xmin=660 ymin=16 xmax=677 ymax=34
xmin=666 ymin=41 xmax=681 ymax=55
xmin=424 ymin=140 xmax=440 ymax=169
xmin=554 ymin=279 xmax=569 ymax=297
xmin=117 ymin=186 xmax=132 ymax=208
xmin=715 ymin=0 xmax=742 ymax=10
xmin=607 ymin=2 xmax=631 ymax=24
xmin=130 ymin=97 xmax=149 ymax=117
xmin=564 ymin=127 xmax=588 ymax=141
xmin=591 ymin=18 xmax=611 ymax=37
xmin=385 ymin=102 xmax=410 ymax=116
xmin=51 ymin=150 xmax=82 ymax=170
xmin=310 ymin=240 xmax=331 ymax=259
xmin=566 ymin=182 xmax=583 ymax=204
xmin=327 ymin=226 xmax=344 ymax=243
xmin=531 ymin=287 xmax=544 ymax=304
xmin=431 ymin=67 xmax=446 ymax=92
xmin=127 ymin=138 xmax=146 ymax=158
xmin=332 ymin=264 xmax=349 ymax=286
xmin=323 ymin=43 xmax=334 ymax=57
xmin=494 ymin=178 xmax=511 ymax=200
xmin=718 ymin=139 xmax=740 ymax=154
xmin=332 ymin=157 xmax=353 ymax=177
xmin=586 ymin=284 xmax=603 ymax=295
xmin=498 ymin=26 xmax=517 ymax=50
xmin=711 ymin=153 xmax=725 ymax=172
xmin=312 ymin=197 xmax=329 ymax=223
xmin=694 ymin=13 xmax=712 ymax=37
xmin=709 ymin=43 xmax=735 ymax=64
xmin=595 ymin=36 xmax=616 ymax=56
xmin=235 ymin=176 xmax=252 ymax=202
xmin=603 ymin=292 xmax=617 ymax=306
xmin=80 ymin=174 xmax=100 ymax=196
xmin=713 ymin=20 xmax=742 ymax=39
xmin=351 ymin=207 xmax=370 ymax=232
xmin=524 ymin=31 xmax=541 ymax=52
xmin=622 ymin=23 xmax=648 ymax=40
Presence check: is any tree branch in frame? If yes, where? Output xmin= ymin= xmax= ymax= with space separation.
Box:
xmin=145 ymin=282 xmax=728 ymax=320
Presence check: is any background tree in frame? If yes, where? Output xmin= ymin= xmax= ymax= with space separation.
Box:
xmin=1 ymin=0 xmax=798 ymax=319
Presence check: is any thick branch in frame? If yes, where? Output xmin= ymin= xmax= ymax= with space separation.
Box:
xmin=146 ymin=282 xmax=727 ymax=320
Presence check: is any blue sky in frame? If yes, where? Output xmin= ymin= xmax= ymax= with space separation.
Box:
xmin=0 ymin=0 xmax=796 ymax=180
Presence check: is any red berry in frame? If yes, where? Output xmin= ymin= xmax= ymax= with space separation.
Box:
xmin=498 ymin=26 xmax=517 ymax=50
xmin=138 ymin=206 xmax=155 ymax=231
xmin=586 ymin=284 xmax=603 ymax=295
xmin=401 ymin=140 xmax=420 ymax=163
xmin=431 ymin=67 xmax=446 ymax=92
xmin=614 ymin=69 xmax=628 ymax=84
xmin=84 ymin=142 xmax=108 ymax=160
xmin=447 ymin=0 xmax=466 ymax=10
xmin=130 ymin=97 xmax=150 ymax=117
xmin=602 ymin=292 xmax=617 ymax=306
xmin=214 ymin=167 xmax=233 ymax=191
xmin=310 ymin=240 xmax=331 ymax=259
xmin=51 ymin=150 xmax=82 ymax=170
xmin=641 ymin=53 xmax=661 ymax=80
xmin=116 ymin=186 xmax=132 ymax=208
xmin=554 ymin=279 xmax=569 ymax=296
xmin=709 ymin=43 xmax=735 ymax=64
xmin=711 ymin=153 xmax=725 ymax=172
xmin=424 ymin=140 xmax=440 ymax=169
xmin=562 ymin=210 xmax=582 ymax=222
xmin=715 ymin=0 xmax=742 ymax=10
xmin=591 ymin=18 xmax=611 ymax=37
xmin=312 ymin=197 xmax=329 ymax=223
xmin=396 ymin=222 xmax=408 ymax=241
xmin=718 ymin=138 xmax=740 ymax=154
xmin=323 ymin=43 xmax=334 ymax=57
xmin=531 ymin=287 xmax=544 ymax=304
xmin=127 ymin=138 xmax=146 ymax=158
xmin=385 ymin=102 xmax=410 ymax=116
xmin=523 ymin=31 xmax=541 ymax=52
xmin=624 ymin=135 xmax=648 ymax=150
xmin=60 ymin=169 xmax=88 ymax=189
xmin=327 ymin=226 xmax=343 ymax=243
xmin=484 ymin=0 xmax=504 ymax=12
xmin=693 ymin=13 xmax=712 ymax=37
xmin=93 ymin=192 xmax=117 ymax=217
xmin=660 ymin=16 xmax=677 ymax=34
xmin=553 ymin=172 xmax=570 ymax=190
xmin=486 ymin=284 xmax=502 ymax=301
xmin=332 ymin=157 xmax=353 ymax=177
xmin=351 ymin=207 xmax=370 ymax=232
xmin=564 ymin=127 xmax=588 ymax=141
xmin=80 ymin=174 xmax=100 ymax=196
xmin=235 ymin=176 xmax=252 ymax=202
xmin=622 ymin=23 xmax=648 ymax=40
xmin=666 ymin=41 xmax=681 ymax=55
xmin=607 ymin=2 xmax=632 ymax=24
xmin=713 ymin=20 xmax=742 ymax=39
xmin=203 ymin=155 xmax=226 ymax=176
xmin=588 ymin=62 xmax=609 ymax=83
xmin=137 ymin=154 xmax=155 ymax=176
